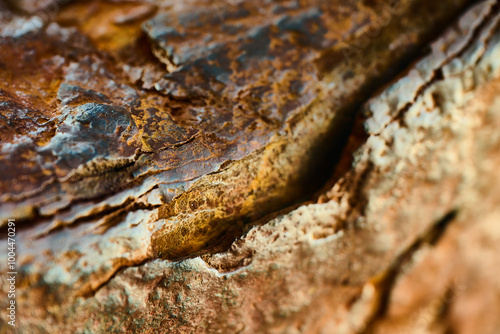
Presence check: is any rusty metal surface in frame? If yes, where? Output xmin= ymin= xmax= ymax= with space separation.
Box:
xmin=1 ymin=1 xmax=500 ymax=332
xmin=0 ymin=0 xmax=474 ymax=257
xmin=0 ymin=1 xmax=481 ymax=321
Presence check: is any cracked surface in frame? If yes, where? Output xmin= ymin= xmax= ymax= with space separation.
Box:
xmin=1 ymin=0 xmax=500 ymax=333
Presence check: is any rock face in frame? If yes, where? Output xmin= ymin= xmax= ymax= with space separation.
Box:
xmin=1 ymin=0 xmax=500 ymax=333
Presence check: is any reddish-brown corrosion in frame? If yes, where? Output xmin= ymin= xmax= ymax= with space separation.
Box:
xmin=0 ymin=0 xmax=474 ymax=258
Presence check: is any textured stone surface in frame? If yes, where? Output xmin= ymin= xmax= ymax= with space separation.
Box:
xmin=1 ymin=0 xmax=500 ymax=333
xmin=0 ymin=0 xmax=473 ymax=260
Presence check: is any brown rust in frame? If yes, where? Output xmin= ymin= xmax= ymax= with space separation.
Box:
xmin=0 ymin=0 xmax=474 ymax=260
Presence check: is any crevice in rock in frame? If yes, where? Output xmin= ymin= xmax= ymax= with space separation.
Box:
xmin=33 ymin=186 xmax=161 ymax=238
xmin=154 ymin=0 xmax=487 ymax=261
xmin=76 ymin=256 xmax=156 ymax=299
xmin=2 ymin=0 xmax=485 ymax=264
xmin=90 ymin=201 xmax=162 ymax=235
xmin=33 ymin=197 xmax=137 ymax=238
xmin=371 ymin=1 xmax=499 ymax=136
xmin=360 ymin=209 xmax=459 ymax=334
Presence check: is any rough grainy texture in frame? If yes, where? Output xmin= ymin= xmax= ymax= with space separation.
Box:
xmin=0 ymin=0 xmax=473 ymax=260
xmin=1 ymin=0 xmax=500 ymax=333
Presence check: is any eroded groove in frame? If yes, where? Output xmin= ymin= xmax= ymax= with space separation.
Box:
xmin=168 ymin=1 xmax=483 ymax=260
xmin=360 ymin=210 xmax=459 ymax=334
xmin=370 ymin=0 xmax=499 ymax=136
xmin=77 ymin=256 xmax=156 ymax=299
xmin=33 ymin=185 xmax=162 ymax=238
